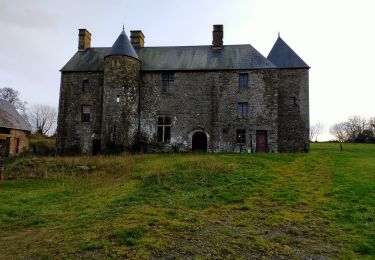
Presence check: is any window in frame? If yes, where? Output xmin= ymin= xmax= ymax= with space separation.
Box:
xmin=112 ymin=59 xmax=120 ymax=67
xmin=288 ymin=96 xmax=296 ymax=106
xmin=236 ymin=130 xmax=246 ymax=144
xmin=239 ymin=73 xmax=249 ymax=89
xmin=157 ymin=116 xmax=171 ymax=143
xmin=82 ymin=105 xmax=90 ymax=122
xmin=161 ymin=73 xmax=174 ymax=92
xmin=15 ymin=138 xmax=20 ymax=154
xmin=82 ymin=79 xmax=90 ymax=93
xmin=237 ymin=102 xmax=248 ymax=118
xmin=116 ymin=95 xmax=120 ymax=103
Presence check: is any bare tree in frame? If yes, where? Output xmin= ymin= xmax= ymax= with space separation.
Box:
xmin=0 ymin=87 xmax=27 ymax=114
xmin=310 ymin=122 xmax=324 ymax=142
xmin=368 ymin=117 xmax=375 ymax=133
xmin=329 ymin=122 xmax=348 ymax=142
xmin=28 ymin=105 xmax=57 ymax=136
xmin=346 ymin=115 xmax=367 ymax=142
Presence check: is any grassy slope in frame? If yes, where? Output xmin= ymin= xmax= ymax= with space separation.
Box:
xmin=0 ymin=143 xmax=374 ymax=258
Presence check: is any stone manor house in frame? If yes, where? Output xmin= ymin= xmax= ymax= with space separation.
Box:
xmin=57 ymin=25 xmax=309 ymax=155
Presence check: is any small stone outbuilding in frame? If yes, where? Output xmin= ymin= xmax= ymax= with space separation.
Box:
xmin=0 ymin=99 xmax=32 ymax=156
xmin=58 ymin=25 xmax=310 ymax=155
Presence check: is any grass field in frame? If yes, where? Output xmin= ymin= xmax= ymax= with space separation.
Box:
xmin=0 ymin=143 xmax=374 ymax=258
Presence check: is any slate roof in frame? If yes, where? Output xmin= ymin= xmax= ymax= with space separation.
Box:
xmin=0 ymin=99 xmax=32 ymax=132
xmin=61 ymin=44 xmax=276 ymax=72
xmin=108 ymin=30 xmax=139 ymax=59
xmin=138 ymin=45 xmax=276 ymax=71
xmin=267 ymin=36 xmax=309 ymax=68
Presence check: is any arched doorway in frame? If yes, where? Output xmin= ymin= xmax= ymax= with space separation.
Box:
xmin=192 ymin=132 xmax=207 ymax=151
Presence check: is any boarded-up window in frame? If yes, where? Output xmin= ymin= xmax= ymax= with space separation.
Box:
xmin=236 ymin=130 xmax=246 ymax=144
xmin=82 ymin=105 xmax=90 ymax=122
xmin=157 ymin=116 xmax=171 ymax=143
xmin=161 ymin=73 xmax=174 ymax=92
xmin=237 ymin=102 xmax=248 ymax=118
xmin=239 ymin=73 xmax=249 ymax=89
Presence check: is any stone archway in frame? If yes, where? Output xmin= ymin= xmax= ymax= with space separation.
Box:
xmin=192 ymin=131 xmax=207 ymax=151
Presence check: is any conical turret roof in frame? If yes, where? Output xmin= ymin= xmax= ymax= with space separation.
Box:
xmin=108 ymin=29 xmax=139 ymax=59
xmin=267 ymin=36 xmax=309 ymax=68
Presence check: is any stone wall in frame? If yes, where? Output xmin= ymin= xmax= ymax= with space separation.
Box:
xmin=57 ymin=72 xmax=104 ymax=155
xmin=277 ymin=69 xmax=309 ymax=152
xmin=57 ymin=67 xmax=308 ymax=154
xmin=140 ymin=69 xmax=279 ymax=152
xmin=8 ymin=129 xmax=29 ymax=155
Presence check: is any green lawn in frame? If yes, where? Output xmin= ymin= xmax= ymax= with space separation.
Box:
xmin=0 ymin=143 xmax=374 ymax=258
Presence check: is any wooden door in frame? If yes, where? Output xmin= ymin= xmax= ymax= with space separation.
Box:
xmin=256 ymin=130 xmax=267 ymax=152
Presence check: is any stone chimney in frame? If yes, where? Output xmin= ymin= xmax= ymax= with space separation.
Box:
xmin=212 ymin=24 xmax=223 ymax=49
xmin=130 ymin=30 xmax=145 ymax=47
xmin=78 ymin=29 xmax=91 ymax=51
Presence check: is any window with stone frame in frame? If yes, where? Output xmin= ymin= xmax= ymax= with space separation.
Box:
xmin=288 ymin=96 xmax=297 ymax=106
xmin=161 ymin=72 xmax=174 ymax=92
xmin=157 ymin=116 xmax=171 ymax=143
xmin=239 ymin=73 xmax=249 ymax=89
xmin=81 ymin=105 xmax=91 ymax=122
xmin=112 ymin=59 xmax=120 ymax=67
xmin=237 ymin=102 xmax=248 ymax=118
xmin=82 ymin=79 xmax=90 ymax=93
xmin=236 ymin=130 xmax=246 ymax=144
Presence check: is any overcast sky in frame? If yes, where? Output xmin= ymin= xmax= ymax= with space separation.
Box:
xmin=1 ymin=0 xmax=374 ymax=140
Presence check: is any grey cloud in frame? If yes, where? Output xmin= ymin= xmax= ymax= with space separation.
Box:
xmin=0 ymin=1 xmax=57 ymax=29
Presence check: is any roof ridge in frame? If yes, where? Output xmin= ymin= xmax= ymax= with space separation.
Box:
xmin=89 ymin=44 xmax=255 ymax=49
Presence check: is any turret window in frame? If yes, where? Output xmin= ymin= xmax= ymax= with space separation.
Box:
xmin=289 ymin=96 xmax=297 ymax=106
xmin=161 ymin=73 xmax=174 ymax=92
xmin=157 ymin=116 xmax=171 ymax=143
xmin=112 ymin=59 xmax=120 ymax=67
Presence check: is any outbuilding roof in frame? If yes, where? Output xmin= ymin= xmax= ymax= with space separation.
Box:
xmin=0 ymin=99 xmax=32 ymax=132
xmin=61 ymin=44 xmax=276 ymax=72
xmin=267 ymin=36 xmax=309 ymax=69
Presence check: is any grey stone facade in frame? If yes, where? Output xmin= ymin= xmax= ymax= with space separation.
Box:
xmin=57 ymin=25 xmax=310 ymax=155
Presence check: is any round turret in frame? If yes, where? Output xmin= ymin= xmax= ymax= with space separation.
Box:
xmin=102 ymin=28 xmax=141 ymax=153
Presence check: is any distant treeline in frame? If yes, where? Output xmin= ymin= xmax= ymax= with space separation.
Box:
xmin=330 ymin=115 xmax=375 ymax=143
